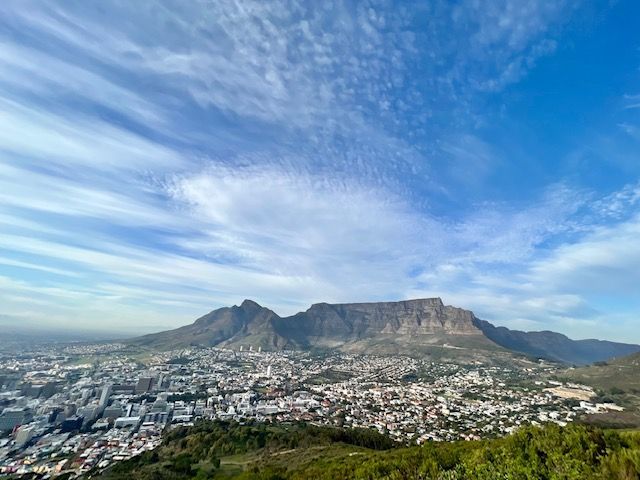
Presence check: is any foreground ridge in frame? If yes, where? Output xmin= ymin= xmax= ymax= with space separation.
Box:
xmin=94 ymin=420 xmax=640 ymax=479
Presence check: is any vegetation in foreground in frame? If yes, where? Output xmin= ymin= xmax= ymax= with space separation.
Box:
xmin=91 ymin=420 xmax=640 ymax=480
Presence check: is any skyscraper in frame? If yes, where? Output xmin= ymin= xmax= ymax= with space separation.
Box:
xmin=0 ymin=408 xmax=32 ymax=432
xmin=99 ymin=384 xmax=112 ymax=408
xmin=15 ymin=426 xmax=34 ymax=447
xmin=135 ymin=377 xmax=153 ymax=394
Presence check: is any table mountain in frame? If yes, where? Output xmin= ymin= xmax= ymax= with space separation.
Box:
xmin=129 ymin=298 xmax=640 ymax=365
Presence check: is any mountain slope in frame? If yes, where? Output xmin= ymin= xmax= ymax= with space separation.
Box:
xmin=474 ymin=319 xmax=640 ymax=365
xmin=130 ymin=298 xmax=497 ymax=354
xmin=132 ymin=300 xmax=292 ymax=350
xmin=129 ymin=298 xmax=640 ymax=364
xmin=561 ymin=351 xmax=640 ymax=395
xmin=559 ymin=351 xmax=640 ymax=427
xmin=93 ymin=421 xmax=640 ymax=480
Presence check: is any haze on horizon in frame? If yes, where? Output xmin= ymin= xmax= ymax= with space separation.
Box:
xmin=1 ymin=1 xmax=639 ymax=343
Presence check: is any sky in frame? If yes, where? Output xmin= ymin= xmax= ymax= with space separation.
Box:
xmin=1 ymin=1 xmax=640 ymax=342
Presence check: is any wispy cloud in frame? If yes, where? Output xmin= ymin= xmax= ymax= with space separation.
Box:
xmin=407 ymin=193 xmax=640 ymax=342
xmin=2 ymin=0 xmax=639 ymax=343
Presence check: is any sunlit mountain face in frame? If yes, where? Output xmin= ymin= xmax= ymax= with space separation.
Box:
xmin=1 ymin=1 xmax=640 ymax=344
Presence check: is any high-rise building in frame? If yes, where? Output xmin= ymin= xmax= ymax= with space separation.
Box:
xmin=26 ymin=384 xmax=44 ymax=398
xmin=60 ymin=416 xmax=83 ymax=433
xmin=99 ymin=385 xmax=112 ymax=408
xmin=81 ymin=388 xmax=92 ymax=405
xmin=41 ymin=381 xmax=58 ymax=398
xmin=77 ymin=405 xmax=99 ymax=424
xmin=135 ymin=377 xmax=153 ymax=394
xmin=63 ymin=405 xmax=76 ymax=419
xmin=102 ymin=403 xmax=124 ymax=420
xmin=0 ymin=408 xmax=32 ymax=432
xmin=113 ymin=384 xmax=136 ymax=394
xmin=15 ymin=426 xmax=34 ymax=446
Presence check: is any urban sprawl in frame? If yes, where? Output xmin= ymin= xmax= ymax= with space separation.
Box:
xmin=0 ymin=343 xmax=622 ymax=477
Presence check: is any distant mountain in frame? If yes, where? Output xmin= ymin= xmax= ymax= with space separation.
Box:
xmin=132 ymin=298 xmax=496 ymax=354
xmin=130 ymin=298 xmax=640 ymax=365
xmin=473 ymin=319 xmax=640 ymax=365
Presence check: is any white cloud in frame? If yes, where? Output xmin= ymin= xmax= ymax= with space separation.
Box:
xmin=3 ymin=0 xmax=637 ymax=345
xmin=407 ymin=197 xmax=640 ymax=342
xmin=0 ymin=42 xmax=166 ymax=127
xmin=526 ymin=214 xmax=640 ymax=296
xmin=439 ymin=0 xmax=575 ymax=96
xmin=0 ymin=98 xmax=185 ymax=172
xmin=167 ymin=166 xmax=596 ymax=311
xmin=0 ymin=156 xmax=592 ymax=331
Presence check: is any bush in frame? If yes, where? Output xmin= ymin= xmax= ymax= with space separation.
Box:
xmin=98 ymin=421 xmax=640 ymax=480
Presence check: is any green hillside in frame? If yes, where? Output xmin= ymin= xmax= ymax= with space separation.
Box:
xmin=564 ymin=352 xmax=640 ymax=392
xmin=560 ymin=352 xmax=640 ymax=427
xmin=89 ymin=420 xmax=640 ymax=480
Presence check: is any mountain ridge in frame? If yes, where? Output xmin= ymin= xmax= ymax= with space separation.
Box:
xmin=130 ymin=298 xmax=640 ymax=365
xmin=473 ymin=319 xmax=640 ymax=365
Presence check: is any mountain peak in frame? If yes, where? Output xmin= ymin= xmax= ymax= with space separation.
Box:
xmin=239 ymin=299 xmax=262 ymax=310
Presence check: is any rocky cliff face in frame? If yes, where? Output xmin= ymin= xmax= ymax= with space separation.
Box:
xmin=128 ymin=298 xmax=640 ymax=365
xmin=131 ymin=297 xmax=484 ymax=351
xmin=284 ymin=298 xmax=481 ymax=342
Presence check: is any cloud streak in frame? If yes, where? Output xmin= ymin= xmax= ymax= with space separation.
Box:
xmin=1 ymin=0 xmax=639 ymax=343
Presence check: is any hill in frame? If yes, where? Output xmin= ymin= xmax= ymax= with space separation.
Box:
xmin=563 ymin=351 xmax=640 ymax=392
xmin=129 ymin=298 xmax=640 ymax=365
xmin=89 ymin=420 xmax=640 ymax=480
xmin=560 ymin=351 xmax=640 ymax=427
xmin=132 ymin=300 xmax=291 ymax=351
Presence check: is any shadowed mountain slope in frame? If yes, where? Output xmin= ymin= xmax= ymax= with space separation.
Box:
xmin=132 ymin=300 xmax=292 ymax=350
xmin=473 ymin=319 xmax=640 ymax=365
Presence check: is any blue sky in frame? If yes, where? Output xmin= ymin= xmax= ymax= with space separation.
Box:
xmin=1 ymin=0 xmax=640 ymax=341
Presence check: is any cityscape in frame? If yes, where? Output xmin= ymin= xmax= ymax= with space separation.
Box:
xmin=2 ymin=1 xmax=640 ymax=478
xmin=0 ymin=343 xmax=622 ymax=477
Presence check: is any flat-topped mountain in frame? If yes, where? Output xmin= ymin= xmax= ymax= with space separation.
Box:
xmin=280 ymin=298 xmax=486 ymax=349
xmin=301 ymin=298 xmax=480 ymax=336
xmin=130 ymin=298 xmax=640 ymax=365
